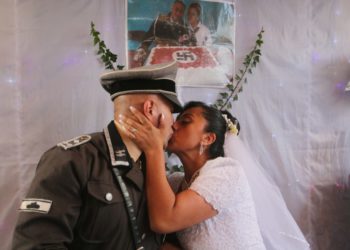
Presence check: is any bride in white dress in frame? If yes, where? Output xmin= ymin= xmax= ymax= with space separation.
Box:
xmin=119 ymin=101 xmax=309 ymax=250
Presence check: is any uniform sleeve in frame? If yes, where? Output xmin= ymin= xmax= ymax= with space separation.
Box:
xmin=189 ymin=158 xmax=244 ymax=212
xmin=12 ymin=147 xmax=88 ymax=250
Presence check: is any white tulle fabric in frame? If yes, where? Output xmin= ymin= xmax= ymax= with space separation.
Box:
xmin=168 ymin=157 xmax=266 ymax=250
xmin=224 ymin=134 xmax=310 ymax=250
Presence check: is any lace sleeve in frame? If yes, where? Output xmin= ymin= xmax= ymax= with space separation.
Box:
xmin=189 ymin=157 xmax=245 ymax=212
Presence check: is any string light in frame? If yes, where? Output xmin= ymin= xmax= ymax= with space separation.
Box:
xmin=7 ymin=77 xmax=15 ymax=84
xmin=345 ymin=81 xmax=350 ymax=92
xmin=332 ymin=38 xmax=338 ymax=45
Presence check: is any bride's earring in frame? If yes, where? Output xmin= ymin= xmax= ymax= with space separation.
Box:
xmin=199 ymin=142 xmax=205 ymax=155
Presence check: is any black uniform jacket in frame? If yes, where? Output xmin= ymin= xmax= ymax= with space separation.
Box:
xmin=12 ymin=121 xmax=161 ymax=250
xmin=140 ymin=13 xmax=191 ymax=51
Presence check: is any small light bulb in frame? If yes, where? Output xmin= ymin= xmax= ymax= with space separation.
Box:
xmin=345 ymin=81 xmax=350 ymax=92
xmin=7 ymin=77 xmax=15 ymax=84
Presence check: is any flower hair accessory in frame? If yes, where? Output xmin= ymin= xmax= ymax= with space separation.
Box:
xmin=222 ymin=114 xmax=239 ymax=136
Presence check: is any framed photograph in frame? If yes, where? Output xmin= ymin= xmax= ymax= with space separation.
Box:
xmin=127 ymin=0 xmax=235 ymax=87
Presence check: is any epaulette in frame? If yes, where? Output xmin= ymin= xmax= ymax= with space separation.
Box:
xmin=57 ymin=135 xmax=91 ymax=150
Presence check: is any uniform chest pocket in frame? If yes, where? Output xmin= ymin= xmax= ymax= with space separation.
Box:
xmin=87 ymin=181 xmax=124 ymax=204
xmin=78 ymin=181 xmax=128 ymax=243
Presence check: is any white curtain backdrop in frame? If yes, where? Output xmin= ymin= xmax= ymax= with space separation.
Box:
xmin=1 ymin=0 xmax=350 ymax=249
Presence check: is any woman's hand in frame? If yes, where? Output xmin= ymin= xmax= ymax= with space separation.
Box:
xmin=118 ymin=106 xmax=165 ymax=155
xmin=119 ymin=107 xmax=217 ymax=234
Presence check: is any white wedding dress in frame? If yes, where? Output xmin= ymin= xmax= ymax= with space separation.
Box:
xmin=168 ymin=157 xmax=266 ymax=250
xmin=167 ymin=134 xmax=310 ymax=250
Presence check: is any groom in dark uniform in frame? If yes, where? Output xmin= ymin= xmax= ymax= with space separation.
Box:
xmin=12 ymin=61 xmax=182 ymax=250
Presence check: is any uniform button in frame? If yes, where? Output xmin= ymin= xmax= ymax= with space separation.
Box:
xmin=105 ymin=192 xmax=113 ymax=201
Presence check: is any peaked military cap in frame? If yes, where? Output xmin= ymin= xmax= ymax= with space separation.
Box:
xmin=100 ymin=61 xmax=182 ymax=113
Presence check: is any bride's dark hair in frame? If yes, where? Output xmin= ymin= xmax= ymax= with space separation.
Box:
xmin=180 ymin=101 xmax=240 ymax=159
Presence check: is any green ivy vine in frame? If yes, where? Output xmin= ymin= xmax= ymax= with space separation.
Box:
xmin=90 ymin=22 xmax=124 ymax=70
xmin=213 ymin=27 xmax=264 ymax=111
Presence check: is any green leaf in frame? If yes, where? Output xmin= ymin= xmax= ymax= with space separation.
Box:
xmin=97 ymin=48 xmax=104 ymax=55
xmin=110 ymin=54 xmax=117 ymax=62
xmin=257 ymin=39 xmax=263 ymax=46
xmin=106 ymin=62 xmax=114 ymax=70
xmin=91 ymin=30 xmax=98 ymax=37
xmin=93 ymin=37 xmax=99 ymax=45
xmin=220 ymin=92 xmax=228 ymax=98
xmin=233 ymin=95 xmax=238 ymax=101
xmin=99 ymin=41 xmax=106 ymax=48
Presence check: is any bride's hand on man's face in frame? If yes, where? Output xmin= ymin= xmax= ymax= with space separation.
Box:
xmin=118 ymin=106 xmax=165 ymax=154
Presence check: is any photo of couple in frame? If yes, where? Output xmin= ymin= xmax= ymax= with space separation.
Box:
xmin=127 ymin=0 xmax=235 ymax=87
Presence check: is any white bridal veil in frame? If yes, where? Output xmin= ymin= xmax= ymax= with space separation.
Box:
xmin=224 ymin=134 xmax=310 ymax=250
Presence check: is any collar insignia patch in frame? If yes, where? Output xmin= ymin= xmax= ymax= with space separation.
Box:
xmin=115 ymin=149 xmax=126 ymax=157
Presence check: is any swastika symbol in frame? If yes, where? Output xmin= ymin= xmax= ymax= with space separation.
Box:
xmin=172 ymin=50 xmax=197 ymax=63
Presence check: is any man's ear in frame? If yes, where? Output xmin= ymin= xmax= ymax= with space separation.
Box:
xmin=202 ymin=132 xmax=216 ymax=147
xmin=143 ymin=99 xmax=158 ymax=124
